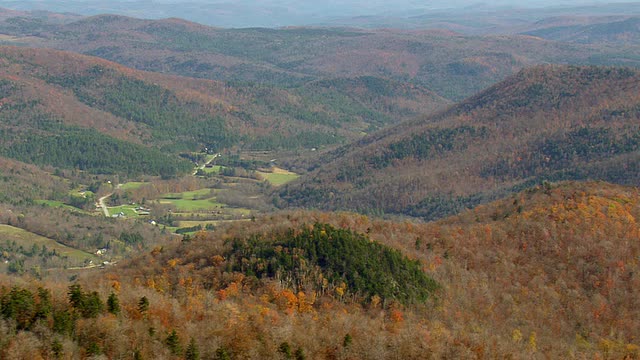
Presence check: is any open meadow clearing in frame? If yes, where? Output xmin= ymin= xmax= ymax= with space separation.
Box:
xmin=257 ymin=167 xmax=300 ymax=186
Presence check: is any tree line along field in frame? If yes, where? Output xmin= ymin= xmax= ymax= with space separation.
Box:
xmin=0 ymin=224 xmax=101 ymax=274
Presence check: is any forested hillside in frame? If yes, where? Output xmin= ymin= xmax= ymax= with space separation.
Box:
xmin=1 ymin=181 xmax=638 ymax=358
xmin=0 ymin=45 xmax=447 ymax=171
xmin=281 ymin=65 xmax=640 ymax=220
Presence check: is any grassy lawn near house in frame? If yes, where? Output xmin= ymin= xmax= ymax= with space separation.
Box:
xmin=107 ymin=205 xmax=140 ymax=217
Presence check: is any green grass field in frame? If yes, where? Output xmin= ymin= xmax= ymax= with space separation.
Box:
xmin=0 ymin=224 xmax=100 ymax=264
xmin=180 ymin=188 xmax=215 ymax=198
xmin=258 ymin=171 xmax=300 ymax=186
xmin=163 ymin=188 xmax=213 ymax=199
xmin=160 ymin=198 xmax=225 ymax=211
xmin=202 ymin=165 xmax=222 ymax=174
xmin=120 ymin=182 xmax=148 ymax=191
xmin=108 ymin=205 xmax=140 ymax=217
xmin=160 ymin=188 xmax=224 ymax=211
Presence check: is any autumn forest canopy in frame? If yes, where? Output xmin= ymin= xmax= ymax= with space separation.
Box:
xmin=0 ymin=4 xmax=639 ymax=359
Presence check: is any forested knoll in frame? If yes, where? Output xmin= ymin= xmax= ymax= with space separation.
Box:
xmin=281 ymin=65 xmax=640 ymax=220
xmin=3 ymin=13 xmax=640 ymax=101
xmin=1 ymin=181 xmax=638 ymax=358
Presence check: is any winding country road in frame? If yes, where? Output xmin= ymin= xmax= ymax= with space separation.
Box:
xmin=98 ymin=193 xmax=111 ymax=217
xmin=98 ymin=154 xmax=219 ymax=217
xmin=192 ymin=153 xmax=220 ymax=175
xmin=97 ymin=184 xmax=122 ymax=217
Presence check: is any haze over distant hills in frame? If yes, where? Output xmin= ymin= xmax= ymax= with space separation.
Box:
xmin=3 ymin=12 xmax=640 ymax=103
xmin=317 ymin=2 xmax=640 ymax=33
xmin=1 ymin=0 xmax=640 ymax=28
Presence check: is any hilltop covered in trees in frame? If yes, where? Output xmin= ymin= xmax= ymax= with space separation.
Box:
xmin=0 ymin=181 xmax=638 ymax=358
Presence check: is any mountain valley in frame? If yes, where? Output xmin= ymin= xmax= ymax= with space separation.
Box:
xmin=0 ymin=4 xmax=639 ymax=359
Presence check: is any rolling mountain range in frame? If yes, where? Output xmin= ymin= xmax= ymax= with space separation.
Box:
xmin=319 ymin=3 xmax=640 ymax=34
xmin=0 ymin=5 xmax=639 ymax=359
xmin=281 ymin=65 xmax=640 ymax=219
xmin=0 ymin=11 xmax=639 ymax=221
xmin=523 ymin=16 xmax=640 ymax=44
xmin=1 ymin=12 xmax=640 ymax=102
xmin=2 ymin=0 xmax=640 ymax=29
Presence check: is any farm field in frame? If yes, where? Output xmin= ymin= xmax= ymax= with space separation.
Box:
xmin=257 ymin=167 xmax=300 ymax=186
xmin=164 ymin=188 xmax=214 ymax=199
xmin=105 ymin=153 xmax=297 ymax=231
xmin=0 ymin=224 xmax=100 ymax=265
xmin=119 ymin=182 xmax=148 ymax=191
xmin=160 ymin=198 xmax=225 ymax=211
xmin=202 ymin=165 xmax=222 ymax=174
xmin=159 ymin=187 xmax=254 ymax=221
xmin=160 ymin=188 xmax=225 ymax=211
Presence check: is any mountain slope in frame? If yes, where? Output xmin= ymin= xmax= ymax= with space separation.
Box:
xmin=0 ymin=45 xmax=448 ymax=176
xmin=0 ymin=156 xmax=68 ymax=205
xmin=280 ymin=65 xmax=640 ymax=219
